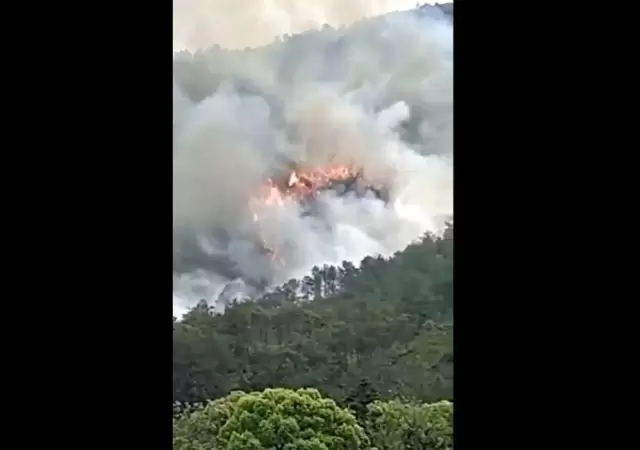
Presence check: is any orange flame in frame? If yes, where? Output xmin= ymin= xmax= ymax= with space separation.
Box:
xmin=249 ymin=163 xmax=358 ymax=265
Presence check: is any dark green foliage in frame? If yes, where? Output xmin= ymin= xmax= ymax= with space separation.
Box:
xmin=173 ymin=7 xmax=454 ymax=442
xmin=173 ymin=225 xmax=453 ymax=406
xmin=344 ymin=379 xmax=380 ymax=422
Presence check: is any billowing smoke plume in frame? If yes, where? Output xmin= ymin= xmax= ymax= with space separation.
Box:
xmin=173 ymin=0 xmax=444 ymax=51
xmin=173 ymin=5 xmax=453 ymax=316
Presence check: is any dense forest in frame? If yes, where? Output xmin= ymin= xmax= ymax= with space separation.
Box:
xmin=173 ymin=4 xmax=453 ymax=448
xmin=174 ymin=225 xmax=453 ymax=406
xmin=173 ymin=225 xmax=453 ymax=448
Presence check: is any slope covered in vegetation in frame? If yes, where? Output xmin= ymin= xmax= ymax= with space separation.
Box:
xmin=173 ymin=224 xmax=453 ymax=407
xmin=173 ymin=6 xmax=454 ymax=448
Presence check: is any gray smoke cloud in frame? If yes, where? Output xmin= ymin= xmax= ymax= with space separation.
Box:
xmin=173 ymin=0 xmax=444 ymax=51
xmin=173 ymin=5 xmax=453 ymax=317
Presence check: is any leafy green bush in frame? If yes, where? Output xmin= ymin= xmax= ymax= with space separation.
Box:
xmin=364 ymin=399 xmax=453 ymax=450
xmin=174 ymin=391 xmax=245 ymax=450
xmin=174 ymin=388 xmax=370 ymax=450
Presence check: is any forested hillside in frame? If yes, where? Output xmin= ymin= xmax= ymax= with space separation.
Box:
xmin=174 ymin=224 xmax=452 ymax=407
xmin=173 ymin=4 xmax=453 ymax=448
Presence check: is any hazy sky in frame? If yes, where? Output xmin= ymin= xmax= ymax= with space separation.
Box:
xmin=173 ymin=0 xmax=450 ymax=51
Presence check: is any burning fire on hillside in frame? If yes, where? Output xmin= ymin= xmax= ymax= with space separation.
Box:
xmin=248 ymin=163 xmax=384 ymax=268
xmin=249 ymin=163 xmax=358 ymax=213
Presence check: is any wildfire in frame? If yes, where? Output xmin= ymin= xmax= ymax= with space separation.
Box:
xmin=248 ymin=163 xmax=359 ymax=265
xmin=250 ymin=163 xmax=358 ymax=214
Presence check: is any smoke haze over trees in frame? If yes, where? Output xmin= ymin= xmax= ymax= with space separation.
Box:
xmin=172 ymin=4 xmax=454 ymax=449
xmin=173 ymin=1 xmax=453 ymax=51
xmin=173 ymin=3 xmax=453 ymax=315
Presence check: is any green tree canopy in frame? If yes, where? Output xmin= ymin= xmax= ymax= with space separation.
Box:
xmin=364 ymin=399 xmax=453 ymax=450
xmin=174 ymin=391 xmax=246 ymax=450
xmin=174 ymin=388 xmax=371 ymax=450
xmin=173 ymin=227 xmax=453 ymax=406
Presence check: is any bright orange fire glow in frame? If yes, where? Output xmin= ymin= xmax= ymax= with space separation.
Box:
xmin=249 ymin=163 xmax=359 ymax=265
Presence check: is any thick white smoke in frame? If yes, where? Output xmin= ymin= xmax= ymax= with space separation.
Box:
xmin=173 ymin=5 xmax=453 ymax=317
xmin=173 ymin=0 xmax=443 ymax=51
